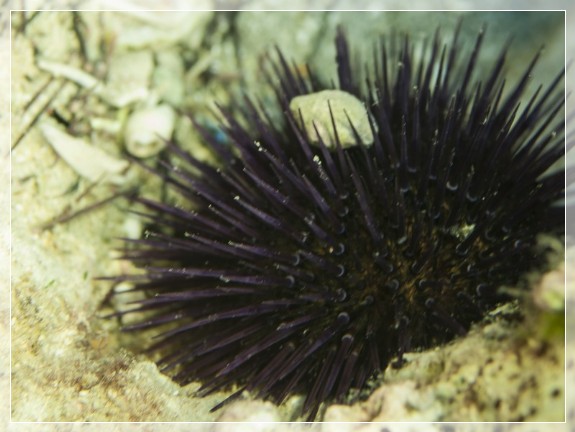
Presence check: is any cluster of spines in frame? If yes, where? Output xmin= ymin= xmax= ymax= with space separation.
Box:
xmin=107 ymin=24 xmax=565 ymax=420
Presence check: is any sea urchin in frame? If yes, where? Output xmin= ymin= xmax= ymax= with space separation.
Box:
xmin=109 ymin=23 xmax=565 ymax=420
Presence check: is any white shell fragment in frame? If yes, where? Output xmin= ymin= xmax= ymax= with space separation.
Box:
xmin=39 ymin=120 xmax=129 ymax=184
xmin=37 ymin=52 xmax=152 ymax=109
xmin=124 ymin=104 xmax=176 ymax=158
xmin=37 ymin=59 xmax=101 ymax=91
xmin=289 ymin=89 xmax=376 ymax=149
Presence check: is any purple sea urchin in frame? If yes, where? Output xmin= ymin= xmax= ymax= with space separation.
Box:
xmin=109 ymin=23 xmax=565 ymax=420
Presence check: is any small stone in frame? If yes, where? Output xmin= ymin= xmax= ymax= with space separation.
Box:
xmin=289 ymin=90 xmax=376 ymax=148
xmin=124 ymin=105 xmax=176 ymax=158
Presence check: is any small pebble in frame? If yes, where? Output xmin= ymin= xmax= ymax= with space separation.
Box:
xmin=289 ymin=89 xmax=376 ymax=148
xmin=124 ymin=104 xmax=176 ymax=158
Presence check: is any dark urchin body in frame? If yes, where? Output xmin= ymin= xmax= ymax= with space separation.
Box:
xmin=112 ymin=25 xmax=565 ymax=420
